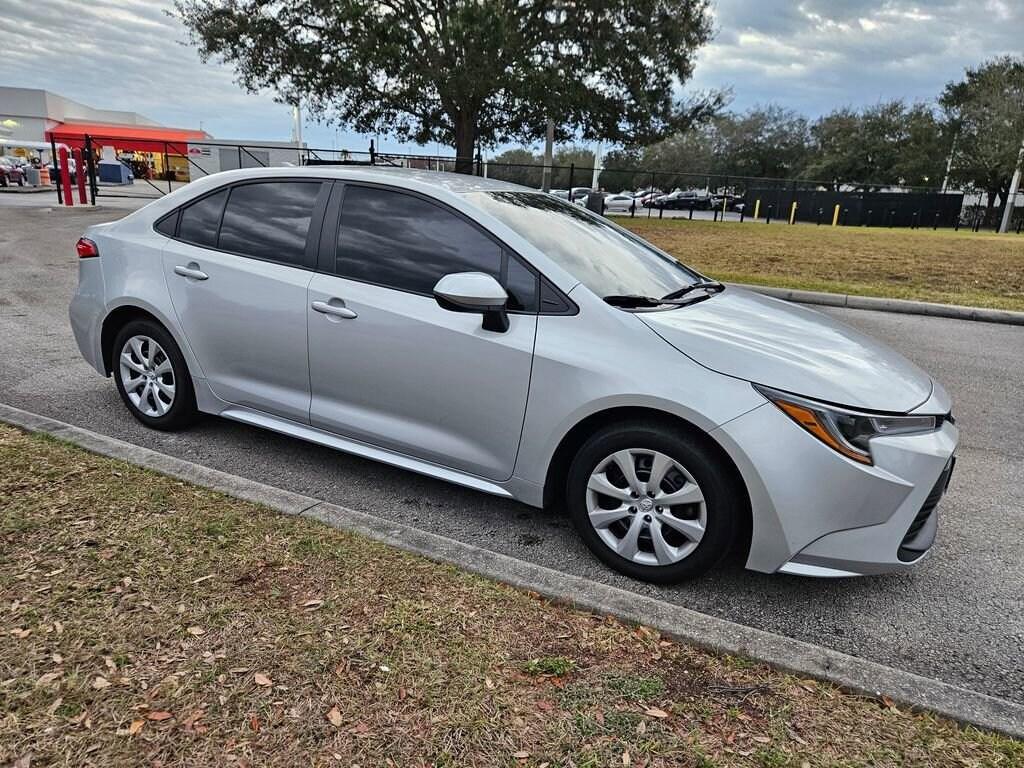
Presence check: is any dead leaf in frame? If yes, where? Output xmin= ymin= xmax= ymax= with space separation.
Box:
xmin=644 ymin=707 xmax=669 ymax=718
xmin=752 ymin=735 xmax=771 ymax=744
xmin=129 ymin=719 xmax=144 ymax=735
xmin=12 ymin=755 xmax=30 ymax=768
xmin=326 ymin=707 xmax=343 ymax=727
xmin=36 ymin=671 xmax=62 ymax=687
xmin=512 ymin=752 xmax=530 ymax=760
xmin=302 ymin=599 xmax=324 ymax=610
xmin=249 ymin=714 xmax=261 ymax=732
xmin=622 ymin=750 xmax=631 ymax=765
xmin=254 ymin=673 xmax=272 ymax=687
xmin=11 ymin=628 xmax=31 ymax=639
xmin=146 ymin=711 xmax=173 ymax=721
xmin=484 ymin=676 xmax=495 ymax=689
xmin=186 ymin=626 xmax=205 ymax=636
xmin=92 ymin=677 xmax=112 ymax=690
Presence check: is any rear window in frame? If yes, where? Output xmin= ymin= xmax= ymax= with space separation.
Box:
xmin=219 ymin=181 xmax=322 ymax=266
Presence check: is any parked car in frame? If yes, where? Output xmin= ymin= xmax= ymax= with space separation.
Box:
xmin=50 ymin=157 xmax=77 ymax=185
xmin=711 ymin=192 xmax=745 ymax=211
xmin=0 ymin=156 xmax=27 ymax=186
xmin=70 ymin=168 xmax=957 ymax=583
xmin=649 ymin=189 xmax=713 ymax=210
xmin=602 ymin=193 xmax=637 ymax=213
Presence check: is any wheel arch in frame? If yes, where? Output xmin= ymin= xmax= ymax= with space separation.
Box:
xmin=100 ymin=303 xmax=194 ymax=377
xmin=541 ymin=406 xmax=753 ymax=554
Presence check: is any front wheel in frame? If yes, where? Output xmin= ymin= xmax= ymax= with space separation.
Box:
xmin=111 ymin=319 xmax=197 ymax=431
xmin=566 ymin=422 xmax=742 ymax=583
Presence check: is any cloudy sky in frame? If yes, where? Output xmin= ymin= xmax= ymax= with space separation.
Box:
xmin=1 ymin=0 xmax=1019 ymax=153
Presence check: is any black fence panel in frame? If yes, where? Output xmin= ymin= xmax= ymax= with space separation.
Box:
xmin=744 ymin=188 xmax=964 ymax=228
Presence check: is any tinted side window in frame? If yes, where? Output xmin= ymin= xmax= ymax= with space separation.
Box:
xmin=178 ymin=189 xmax=227 ymax=248
xmin=336 ymin=186 xmax=502 ymax=295
xmin=155 ymin=211 xmax=178 ymax=237
xmin=219 ymin=181 xmax=322 ymax=266
xmin=505 ymin=253 xmax=538 ymax=312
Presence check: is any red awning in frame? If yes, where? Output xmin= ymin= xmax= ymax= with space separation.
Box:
xmin=45 ymin=122 xmax=210 ymax=154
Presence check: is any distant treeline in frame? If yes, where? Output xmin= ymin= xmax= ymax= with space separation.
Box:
xmin=487 ymin=57 xmax=1023 ymax=216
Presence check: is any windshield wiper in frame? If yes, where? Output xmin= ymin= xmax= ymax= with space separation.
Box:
xmin=602 ymin=294 xmax=663 ymax=307
xmin=603 ymin=290 xmax=718 ymax=309
xmin=661 ymin=280 xmax=725 ymax=301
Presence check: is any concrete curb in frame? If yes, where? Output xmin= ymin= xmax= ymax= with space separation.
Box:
xmin=2 ymin=401 xmax=1022 ymax=739
xmin=733 ymin=282 xmax=1024 ymax=326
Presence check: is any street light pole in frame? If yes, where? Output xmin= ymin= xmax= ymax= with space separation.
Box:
xmin=998 ymin=130 xmax=1024 ymax=234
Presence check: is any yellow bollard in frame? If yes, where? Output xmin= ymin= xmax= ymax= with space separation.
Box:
xmin=789 ymin=201 xmax=798 ymax=225
xmin=753 ymin=199 xmax=760 ymax=219
xmin=832 ymin=203 xmax=840 ymax=227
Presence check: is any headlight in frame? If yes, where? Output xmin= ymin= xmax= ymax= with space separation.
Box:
xmin=753 ymin=384 xmax=938 ymax=465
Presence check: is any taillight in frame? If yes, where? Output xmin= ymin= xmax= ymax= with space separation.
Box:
xmin=76 ymin=237 xmax=99 ymax=259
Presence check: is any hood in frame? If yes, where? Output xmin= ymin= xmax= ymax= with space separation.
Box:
xmin=639 ymin=288 xmax=933 ymax=413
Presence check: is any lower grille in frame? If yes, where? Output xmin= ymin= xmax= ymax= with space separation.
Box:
xmin=897 ymin=458 xmax=954 ymax=562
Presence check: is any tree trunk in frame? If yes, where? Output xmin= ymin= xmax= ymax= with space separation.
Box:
xmin=453 ymin=112 xmax=476 ymax=175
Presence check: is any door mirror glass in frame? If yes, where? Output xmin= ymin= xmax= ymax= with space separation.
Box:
xmin=433 ymin=272 xmax=510 ymax=332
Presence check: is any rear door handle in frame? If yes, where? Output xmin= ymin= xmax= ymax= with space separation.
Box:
xmin=311 ymin=300 xmax=357 ymax=319
xmin=174 ymin=264 xmax=208 ymax=281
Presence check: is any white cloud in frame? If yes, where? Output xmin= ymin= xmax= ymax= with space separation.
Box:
xmin=692 ymin=0 xmax=1023 ymax=115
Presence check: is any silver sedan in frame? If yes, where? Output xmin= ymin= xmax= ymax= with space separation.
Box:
xmin=70 ymin=167 xmax=957 ymax=582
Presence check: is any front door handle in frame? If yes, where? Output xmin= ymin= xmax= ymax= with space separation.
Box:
xmin=174 ymin=264 xmax=208 ymax=281
xmin=311 ymin=300 xmax=357 ymax=319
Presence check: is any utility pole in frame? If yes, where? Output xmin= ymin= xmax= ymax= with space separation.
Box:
xmin=998 ymin=130 xmax=1024 ymax=234
xmin=291 ymin=101 xmax=303 ymax=146
xmin=940 ymin=130 xmax=958 ymax=193
xmin=590 ymin=142 xmax=603 ymax=190
xmin=541 ymin=119 xmax=554 ymax=192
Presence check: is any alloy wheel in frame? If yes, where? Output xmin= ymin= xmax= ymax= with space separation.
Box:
xmin=586 ymin=448 xmax=707 ymax=566
xmin=119 ymin=335 xmax=175 ymax=417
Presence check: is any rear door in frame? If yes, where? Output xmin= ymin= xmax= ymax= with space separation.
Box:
xmin=161 ymin=179 xmax=328 ymax=422
xmin=306 ymin=183 xmax=540 ymax=481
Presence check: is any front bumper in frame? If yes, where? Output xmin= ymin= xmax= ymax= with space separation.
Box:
xmin=714 ymin=401 xmax=958 ymax=577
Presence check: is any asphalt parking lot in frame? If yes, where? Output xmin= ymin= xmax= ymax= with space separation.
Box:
xmin=1 ymin=203 xmax=1022 ymax=707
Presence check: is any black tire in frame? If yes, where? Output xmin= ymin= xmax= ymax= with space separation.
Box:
xmin=111 ymin=318 xmax=197 ymax=431
xmin=566 ymin=421 xmax=741 ymax=583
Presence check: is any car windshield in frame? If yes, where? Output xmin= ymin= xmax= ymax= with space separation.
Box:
xmin=467 ymin=191 xmax=701 ymax=298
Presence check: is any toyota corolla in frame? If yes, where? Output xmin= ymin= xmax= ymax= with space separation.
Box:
xmin=69 ymin=167 xmax=957 ymax=582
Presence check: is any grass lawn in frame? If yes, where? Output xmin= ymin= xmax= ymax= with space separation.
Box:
xmin=617 ymin=218 xmax=1024 ymax=312
xmin=2 ymin=425 xmax=1021 ymax=767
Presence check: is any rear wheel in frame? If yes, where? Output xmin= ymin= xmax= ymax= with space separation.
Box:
xmin=566 ymin=422 xmax=741 ymax=583
xmin=111 ymin=319 xmax=196 ymax=431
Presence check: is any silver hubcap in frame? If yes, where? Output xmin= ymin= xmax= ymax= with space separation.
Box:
xmin=119 ymin=335 xmax=175 ymax=417
xmin=586 ymin=449 xmax=707 ymax=566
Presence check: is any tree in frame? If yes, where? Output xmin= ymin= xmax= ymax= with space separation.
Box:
xmin=941 ymin=56 xmax=1024 ymax=219
xmin=488 ymin=148 xmax=542 ymax=188
xmin=805 ymin=101 xmax=946 ymax=189
xmin=174 ymin=0 xmax=718 ymax=173
xmin=711 ymin=105 xmax=811 ymax=179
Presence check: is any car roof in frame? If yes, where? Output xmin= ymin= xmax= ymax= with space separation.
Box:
xmin=186 ymin=164 xmax=531 ymax=195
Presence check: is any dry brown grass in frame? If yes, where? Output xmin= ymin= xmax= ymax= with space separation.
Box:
xmin=1 ymin=425 xmax=1021 ymax=767
xmin=618 ymin=218 xmax=1024 ymax=312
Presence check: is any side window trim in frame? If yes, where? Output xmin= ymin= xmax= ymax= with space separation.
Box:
xmin=154 ymin=177 xmax=330 ymax=272
xmin=326 ymin=180 xmax=575 ymax=316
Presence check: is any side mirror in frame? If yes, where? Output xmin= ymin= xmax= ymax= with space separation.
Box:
xmin=433 ymin=272 xmax=510 ymax=332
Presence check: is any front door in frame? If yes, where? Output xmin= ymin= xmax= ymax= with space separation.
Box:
xmin=307 ymin=184 xmax=539 ymax=481
xmin=161 ymin=180 xmax=327 ymax=422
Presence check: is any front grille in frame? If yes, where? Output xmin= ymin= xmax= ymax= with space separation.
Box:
xmin=898 ymin=458 xmax=954 ymax=562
